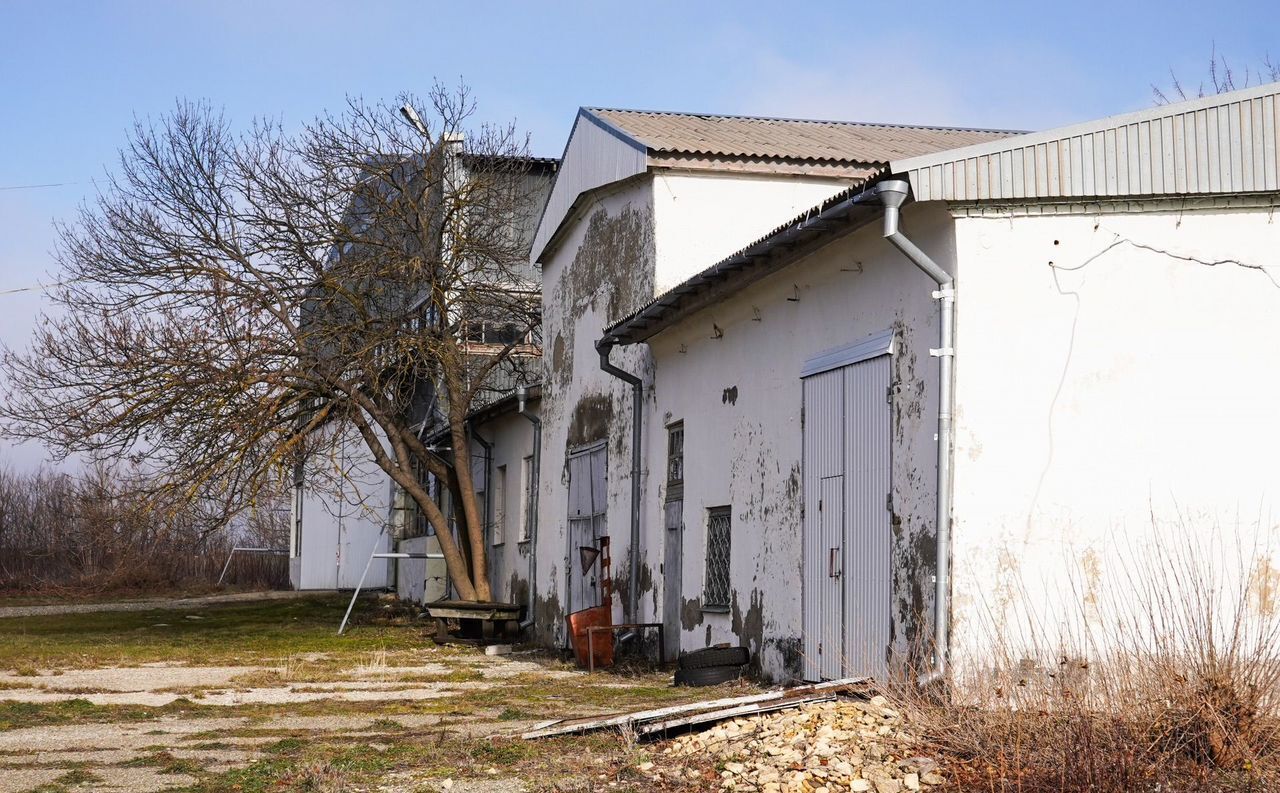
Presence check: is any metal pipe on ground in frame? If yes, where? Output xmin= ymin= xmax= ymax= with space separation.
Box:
xmin=875 ymin=178 xmax=955 ymax=686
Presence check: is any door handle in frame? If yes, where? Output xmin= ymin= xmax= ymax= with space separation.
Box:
xmin=828 ymin=547 xmax=841 ymax=578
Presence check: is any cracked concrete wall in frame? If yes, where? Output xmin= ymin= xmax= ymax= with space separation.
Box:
xmin=645 ymin=203 xmax=952 ymax=681
xmin=948 ymin=202 xmax=1280 ymax=674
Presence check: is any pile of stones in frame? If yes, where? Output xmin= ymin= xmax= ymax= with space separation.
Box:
xmin=641 ymin=695 xmax=945 ymax=792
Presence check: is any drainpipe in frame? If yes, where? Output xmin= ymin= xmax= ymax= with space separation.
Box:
xmin=596 ymin=337 xmax=643 ymax=627
xmin=516 ymin=385 xmax=541 ymax=631
xmin=876 ymin=179 xmax=955 ymax=686
xmin=469 ymin=423 xmax=493 ymax=591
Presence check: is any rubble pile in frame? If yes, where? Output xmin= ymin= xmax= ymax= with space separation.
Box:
xmin=644 ymin=695 xmax=944 ymax=793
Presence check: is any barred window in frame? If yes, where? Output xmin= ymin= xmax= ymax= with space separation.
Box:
xmin=704 ymin=506 xmax=731 ymax=609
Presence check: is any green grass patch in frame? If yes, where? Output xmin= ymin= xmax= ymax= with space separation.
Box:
xmin=0 ymin=594 xmax=430 ymax=670
xmin=124 ymin=749 xmax=205 ymax=775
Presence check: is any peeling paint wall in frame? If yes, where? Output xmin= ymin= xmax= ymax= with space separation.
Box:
xmin=948 ymin=202 xmax=1280 ymax=672
xmin=534 ymin=170 xmax=851 ymax=656
xmin=645 ymin=204 xmax=953 ymax=680
xmin=537 ymin=180 xmax=658 ymax=646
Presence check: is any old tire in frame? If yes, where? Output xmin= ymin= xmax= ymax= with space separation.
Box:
xmin=679 ymin=646 xmax=750 ymax=669
xmin=674 ymin=664 xmax=742 ymax=687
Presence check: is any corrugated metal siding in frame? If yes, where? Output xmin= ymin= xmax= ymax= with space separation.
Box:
xmin=802 ymin=368 xmax=844 ymax=682
xmin=897 ymin=83 xmax=1280 ymax=202
xmin=531 ymin=112 xmax=648 ymax=262
xmin=842 ymin=356 xmax=891 ymax=681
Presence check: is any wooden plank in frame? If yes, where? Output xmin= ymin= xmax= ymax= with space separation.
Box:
xmin=427 ymin=606 xmax=521 ymax=620
xmin=637 ymin=693 xmax=841 ymax=736
xmin=522 ymin=677 xmax=868 ymax=739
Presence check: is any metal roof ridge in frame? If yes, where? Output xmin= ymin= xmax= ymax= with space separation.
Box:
xmin=585 ymin=106 xmax=1026 ymax=135
xmin=894 ymin=80 xmax=1280 ymax=173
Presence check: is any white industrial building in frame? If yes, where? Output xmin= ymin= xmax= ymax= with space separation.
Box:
xmin=301 ymin=84 xmax=1280 ymax=686
xmin=590 ymin=83 xmax=1280 ymax=681
xmin=528 ymin=107 xmax=1011 ymax=672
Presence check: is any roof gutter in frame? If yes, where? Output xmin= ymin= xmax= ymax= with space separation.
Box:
xmin=876 ymin=179 xmax=955 ymax=688
xmin=595 ymin=337 xmax=643 ymax=628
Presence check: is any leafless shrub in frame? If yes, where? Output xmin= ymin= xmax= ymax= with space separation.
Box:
xmin=1154 ymin=44 xmax=1280 ymax=104
xmin=0 ymin=462 xmax=289 ymax=595
xmin=890 ymin=523 xmax=1280 ymax=791
xmin=0 ymin=83 xmax=546 ymax=602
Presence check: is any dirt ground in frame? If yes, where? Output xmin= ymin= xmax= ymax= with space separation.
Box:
xmin=0 ymin=593 xmax=744 ymax=792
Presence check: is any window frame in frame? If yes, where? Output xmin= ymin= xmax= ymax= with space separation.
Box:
xmin=703 ymin=505 xmax=732 ymax=610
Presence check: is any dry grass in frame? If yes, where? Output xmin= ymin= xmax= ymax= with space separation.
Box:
xmin=893 ymin=529 xmax=1280 ymax=792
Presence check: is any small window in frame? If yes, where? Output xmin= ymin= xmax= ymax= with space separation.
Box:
xmin=519 ymin=455 xmax=534 ymax=542
xmin=667 ymin=423 xmax=684 ymax=494
xmin=410 ymin=463 xmax=436 ymax=537
xmin=704 ymin=506 xmax=731 ymax=609
xmin=492 ymin=465 xmax=507 ymax=546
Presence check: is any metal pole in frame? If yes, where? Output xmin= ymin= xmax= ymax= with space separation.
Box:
xmin=216 ymin=546 xmax=241 ymax=587
xmin=337 ymin=547 xmax=378 ymax=635
xmin=338 ymin=551 xmax=446 ymax=635
xmin=595 ymin=339 xmax=643 ymax=626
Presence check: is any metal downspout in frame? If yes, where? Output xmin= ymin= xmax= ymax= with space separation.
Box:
xmin=516 ymin=385 xmax=541 ymax=631
xmin=596 ymin=338 xmax=643 ymax=627
xmin=469 ymin=423 xmax=493 ymax=595
xmin=876 ymin=179 xmax=955 ymax=686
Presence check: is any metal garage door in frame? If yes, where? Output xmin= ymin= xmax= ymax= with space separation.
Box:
xmin=802 ymin=332 xmax=893 ymax=681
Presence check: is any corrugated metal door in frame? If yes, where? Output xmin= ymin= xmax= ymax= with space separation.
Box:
xmin=818 ymin=475 xmax=845 ymax=680
xmin=842 ymin=357 xmax=891 ymax=680
xmin=802 ymin=369 xmax=844 ymax=681
xmin=567 ymin=443 xmax=607 ymax=614
xmin=802 ymin=354 xmax=891 ymax=681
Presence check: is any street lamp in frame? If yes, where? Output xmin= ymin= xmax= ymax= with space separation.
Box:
xmin=399 ymin=103 xmax=428 ymax=135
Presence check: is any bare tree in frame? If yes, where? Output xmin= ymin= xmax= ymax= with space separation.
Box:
xmin=1153 ymin=44 xmax=1280 ymax=104
xmin=0 ymin=84 xmax=544 ymax=602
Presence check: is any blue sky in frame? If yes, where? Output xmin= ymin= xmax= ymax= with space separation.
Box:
xmin=0 ymin=0 xmax=1277 ymax=464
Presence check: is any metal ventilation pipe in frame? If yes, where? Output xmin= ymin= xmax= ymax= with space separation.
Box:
xmin=876 ymin=179 xmax=955 ymax=686
xmin=596 ymin=338 xmax=643 ymax=627
xmin=516 ymin=385 xmax=541 ymax=631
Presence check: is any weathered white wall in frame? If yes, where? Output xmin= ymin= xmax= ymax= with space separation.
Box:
xmin=948 ymin=202 xmax=1280 ymax=670
xmin=538 ymin=178 xmax=657 ymax=646
xmin=644 ymin=204 xmax=951 ymax=679
xmin=469 ymin=406 xmax=540 ymax=609
xmin=292 ymin=434 xmax=392 ymax=590
xmin=531 ymin=113 xmax=647 ymax=263
xmin=536 ymin=169 xmax=856 ymax=656
xmin=651 ymin=172 xmax=848 ymax=297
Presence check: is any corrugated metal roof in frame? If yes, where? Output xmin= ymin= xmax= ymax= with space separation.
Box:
xmin=587 ymin=108 xmax=1019 ymax=167
xmin=894 ymin=81 xmax=1280 ymax=202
